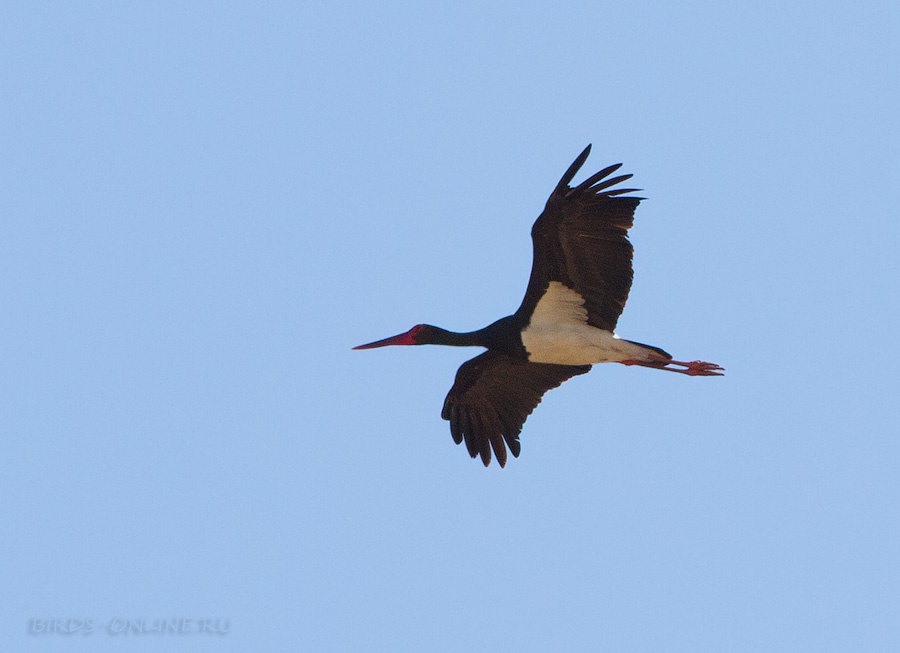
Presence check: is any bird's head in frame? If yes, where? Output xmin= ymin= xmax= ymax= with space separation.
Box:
xmin=353 ymin=324 xmax=442 ymax=349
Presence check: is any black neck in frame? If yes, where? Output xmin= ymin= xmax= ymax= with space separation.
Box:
xmin=430 ymin=326 xmax=491 ymax=348
xmin=429 ymin=315 xmax=525 ymax=357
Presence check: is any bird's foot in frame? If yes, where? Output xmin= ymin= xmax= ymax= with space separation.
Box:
xmin=621 ymin=359 xmax=724 ymax=376
xmin=668 ymin=360 xmax=724 ymax=376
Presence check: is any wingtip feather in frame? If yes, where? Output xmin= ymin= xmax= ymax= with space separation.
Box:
xmin=552 ymin=144 xmax=593 ymax=196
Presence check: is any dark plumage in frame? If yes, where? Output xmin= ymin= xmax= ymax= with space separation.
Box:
xmin=355 ymin=145 xmax=722 ymax=466
xmin=441 ymin=351 xmax=590 ymax=467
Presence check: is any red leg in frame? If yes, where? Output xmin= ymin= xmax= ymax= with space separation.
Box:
xmin=621 ymin=359 xmax=724 ymax=376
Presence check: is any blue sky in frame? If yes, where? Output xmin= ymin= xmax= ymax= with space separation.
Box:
xmin=2 ymin=2 xmax=899 ymax=651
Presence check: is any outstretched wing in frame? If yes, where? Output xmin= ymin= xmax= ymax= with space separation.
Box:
xmin=441 ymin=351 xmax=591 ymax=467
xmin=516 ymin=144 xmax=643 ymax=332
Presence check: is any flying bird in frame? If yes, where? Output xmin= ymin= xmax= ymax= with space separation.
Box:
xmin=355 ymin=145 xmax=722 ymax=467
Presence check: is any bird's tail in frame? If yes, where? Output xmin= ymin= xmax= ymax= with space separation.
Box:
xmin=622 ymin=339 xmax=672 ymax=361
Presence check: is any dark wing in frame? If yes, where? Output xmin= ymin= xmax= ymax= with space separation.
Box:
xmin=441 ymin=351 xmax=590 ymax=467
xmin=516 ymin=144 xmax=643 ymax=332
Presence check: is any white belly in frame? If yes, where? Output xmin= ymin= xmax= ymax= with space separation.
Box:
xmin=522 ymin=322 xmax=654 ymax=365
xmin=520 ymin=281 xmax=660 ymax=365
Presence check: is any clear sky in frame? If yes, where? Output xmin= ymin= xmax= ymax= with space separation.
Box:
xmin=3 ymin=2 xmax=899 ymax=651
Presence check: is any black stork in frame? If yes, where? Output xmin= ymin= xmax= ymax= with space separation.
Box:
xmin=355 ymin=145 xmax=723 ymax=467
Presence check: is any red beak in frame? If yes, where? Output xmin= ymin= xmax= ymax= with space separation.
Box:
xmin=353 ymin=330 xmax=417 ymax=350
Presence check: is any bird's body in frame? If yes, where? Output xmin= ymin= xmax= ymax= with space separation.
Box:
xmin=519 ymin=281 xmax=659 ymax=365
xmin=355 ymin=145 xmax=722 ymax=466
